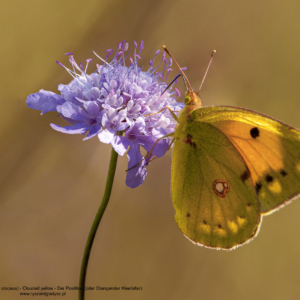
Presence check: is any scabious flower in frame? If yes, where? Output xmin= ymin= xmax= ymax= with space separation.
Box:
xmin=26 ymin=40 xmax=184 ymax=188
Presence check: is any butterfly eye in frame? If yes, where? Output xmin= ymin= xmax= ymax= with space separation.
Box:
xmin=213 ymin=179 xmax=230 ymax=198
xmin=184 ymin=95 xmax=191 ymax=104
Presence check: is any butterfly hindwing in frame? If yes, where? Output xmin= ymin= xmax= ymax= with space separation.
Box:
xmin=172 ymin=119 xmax=260 ymax=249
xmin=194 ymin=106 xmax=300 ymax=214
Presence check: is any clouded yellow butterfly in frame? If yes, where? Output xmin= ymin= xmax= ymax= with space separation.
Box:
xmin=163 ymin=46 xmax=300 ymax=250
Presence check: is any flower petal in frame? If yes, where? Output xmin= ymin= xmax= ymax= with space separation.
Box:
xmin=26 ymin=90 xmax=65 ymax=114
xmin=127 ymin=117 xmax=145 ymax=135
xmin=107 ymin=107 xmax=117 ymax=119
xmin=127 ymin=100 xmax=134 ymax=110
xmin=126 ymin=143 xmax=147 ymax=188
xmin=60 ymin=102 xmax=89 ymax=121
xmin=116 ymin=122 xmax=130 ymax=131
xmin=83 ymin=101 xmax=100 ymax=117
xmin=50 ymin=122 xmax=87 ymax=134
xmin=83 ymin=123 xmax=102 ymax=140
xmin=111 ymin=135 xmax=130 ymax=156
xmin=98 ymin=128 xmax=115 ymax=144
xmin=138 ymin=134 xmax=169 ymax=158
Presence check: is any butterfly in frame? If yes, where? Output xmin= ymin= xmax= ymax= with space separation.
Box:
xmin=163 ymin=46 xmax=300 ymax=250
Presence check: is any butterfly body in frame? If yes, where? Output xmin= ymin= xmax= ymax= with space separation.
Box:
xmin=171 ymin=92 xmax=300 ymax=250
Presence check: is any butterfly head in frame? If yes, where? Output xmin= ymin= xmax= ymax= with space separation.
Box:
xmin=185 ymin=91 xmax=202 ymax=110
xmin=163 ymin=46 xmax=215 ymax=113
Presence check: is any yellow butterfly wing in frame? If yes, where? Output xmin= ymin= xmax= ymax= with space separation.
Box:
xmin=172 ymin=105 xmax=300 ymax=249
xmin=197 ymin=106 xmax=300 ymax=214
xmin=172 ymin=112 xmax=261 ymax=249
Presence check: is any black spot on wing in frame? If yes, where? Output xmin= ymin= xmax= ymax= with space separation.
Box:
xmin=250 ymin=127 xmax=259 ymax=138
xmin=280 ymin=170 xmax=287 ymax=177
xmin=186 ymin=212 xmax=190 ymax=218
xmin=183 ymin=134 xmax=196 ymax=149
xmin=240 ymin=169 xmax=251 ymax=183
xmin=255 ymin=182 xmax=262 ymax=194
xmin=217 ymin=224 xmax=222 ymax=229
xmin=265 ymin=174 xmax=273 ymax=183
xmin=203 ymin=220 xmax=207 ymax=225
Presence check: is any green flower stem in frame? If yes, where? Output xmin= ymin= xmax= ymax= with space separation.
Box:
xmin=79 ymin=147 xmax=119 ymax=300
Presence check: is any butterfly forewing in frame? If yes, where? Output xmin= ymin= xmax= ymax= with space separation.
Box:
xmin=195 ymin=106 xmax=300 ymax=214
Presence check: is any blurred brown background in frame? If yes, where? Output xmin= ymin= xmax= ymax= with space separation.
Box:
xmin=1 ymin=0 xmax=300 ymax=299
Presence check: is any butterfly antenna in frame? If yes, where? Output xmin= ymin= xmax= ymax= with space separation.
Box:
xmin=196 ymin=50 xmax=216 ymax=95
xmin=163 ymin=45 xmax=194 ymax=93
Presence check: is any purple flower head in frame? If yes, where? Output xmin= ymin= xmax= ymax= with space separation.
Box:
xmin=26 ymin=40 xmax=184 ymax=188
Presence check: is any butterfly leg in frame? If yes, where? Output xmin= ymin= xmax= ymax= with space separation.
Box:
xmin=126 ymin=133 xmax=175 ymax=172
xmin=145 ymin=135 xmax=177 ymax=165
xmin=144 ymin=107 xmax=179 ymax=123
